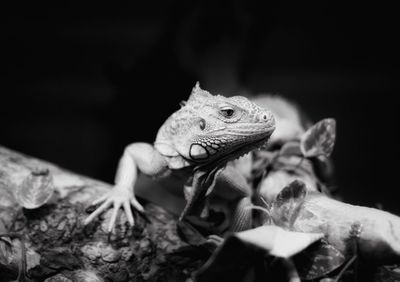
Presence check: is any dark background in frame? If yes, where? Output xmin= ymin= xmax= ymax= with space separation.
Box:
xmin=1 ymin=2 xmax=399 ymax=213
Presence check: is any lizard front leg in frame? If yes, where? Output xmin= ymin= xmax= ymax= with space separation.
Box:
xmin=84 ymin=142 xmax=169 ymax=232
xmin=216 ymin=165 xmax=254 ymax=232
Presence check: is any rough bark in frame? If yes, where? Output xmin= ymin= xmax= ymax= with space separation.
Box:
xmin=0 ymin=146 xmax=205 ymax=282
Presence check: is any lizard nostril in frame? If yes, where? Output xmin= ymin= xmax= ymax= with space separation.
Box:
xmin=263 ymin=114 xmax=267 ymax=120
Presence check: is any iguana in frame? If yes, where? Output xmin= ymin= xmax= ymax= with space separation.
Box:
xmin=84 ymin=82 xmax=275 ymax=233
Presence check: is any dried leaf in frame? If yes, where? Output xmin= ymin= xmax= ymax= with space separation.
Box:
xmin=0 ymin=235 xmax=41 ymax=281
xmin=0 ymin=237 xmax=14 ymax=266
xmin=29 ymin=249 xmax=81 ymax=278
xmin=15 ymin=168 xmax=54 ymax=209
xmin=300 ymin=118 xmax=336 ymax=158
xmin=293 ymin=239 xmax=346 ymax=280
xmin=375 ymin=265 xmax=400 ymax=282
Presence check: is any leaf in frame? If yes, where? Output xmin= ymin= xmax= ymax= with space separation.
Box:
xmin=230 ymin=197 xmax=253 ymax=232
xmin=300 ymin=118 xmax=336 ymax=158
xmin=279 ymin=141 xmax=302 ymax=157
xmin=176 ymin=220 xmax=208 ymax=247
xmin=0 ymin=235 xmax=41 ymax=281
xmin=29 ymin=249 xmax=81 ymax=279
xmin=15 ymin=168 xmax=54 ymax=209
xmin=195 ymin=235 xmax=264 ymax=282
xmin=293 ymin=238 xmax=346 ymax=280
xmin=268 ymin=180 xmax=347 ymax=279
xmin=25 ymin=249 xmax=41 ymax=271
xmin=195 ymin=226 xmax=324 ymax=282
xmin=319 ymin=278 xmax=335 ymax=282
xmin=270 ymin=180 xmax=308 ymax=228
xmin=237 ymin=226 xmax=324 ymax=258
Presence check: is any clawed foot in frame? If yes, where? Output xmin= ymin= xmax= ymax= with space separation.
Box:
xmin=83 ymin=185 xmax=144 ymax=233
xmin=206 ymin=234 xmax=224 ymax=247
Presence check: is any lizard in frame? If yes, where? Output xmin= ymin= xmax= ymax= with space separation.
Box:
xmin=83 ymin=82 xmax=276 ymax=234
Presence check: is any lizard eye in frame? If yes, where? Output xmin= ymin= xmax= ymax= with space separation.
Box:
xmin=199 ymin=118 xmax=206 ymax=130
xmin=220 ymin=107 xmax=235 ymax=118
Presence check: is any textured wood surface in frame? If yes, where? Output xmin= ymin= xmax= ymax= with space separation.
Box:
xmin=0 ymin=146 xmax=204 ymax=282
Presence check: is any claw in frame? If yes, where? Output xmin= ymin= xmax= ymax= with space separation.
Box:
xmin=122 ymin=201 xmax=134 ymax=226
xmin=108 ymin=203 xmax=121 ymax=233
xmin=84 ymin=199 xmax=112 ymax=225
xmin=91 ymin=193 xmax=109 ymax=206
xmin=84 ymin=186 xmax=145 ymax=232
xmin=207 ymin=234 xmax=224 ymax=246
xmin=131 ymin=197 xmax=144 ymax=213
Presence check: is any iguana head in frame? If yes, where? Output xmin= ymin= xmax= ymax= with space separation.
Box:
xmin=155 ymin=82 xmax=275 ymax=169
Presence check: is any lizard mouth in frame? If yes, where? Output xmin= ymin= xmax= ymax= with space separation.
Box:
xmin=228 ymin=133 xmax=272 ymax=161
xmin=195 ymin=126 xmax=275 ymax=170
xmin=220 ymin=122 xmax=275 ymax=158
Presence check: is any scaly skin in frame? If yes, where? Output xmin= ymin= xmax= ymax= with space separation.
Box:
xmin=84 ymin=83 xmax=275 ymax=232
